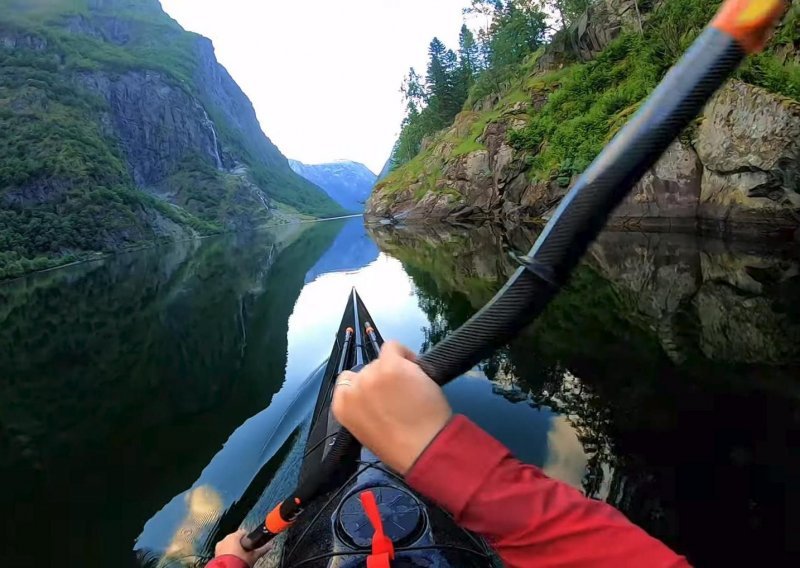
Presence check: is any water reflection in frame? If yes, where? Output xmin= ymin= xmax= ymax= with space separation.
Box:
xmin=369 ymin=222 xmax=800 ymax=566
xmin=2 ymin=217 xmax=797 ymax=567
xmin=304 ymin=217 xmax=380 ymax=284
xmin=0 ymin=221 xmax=343 ymax=567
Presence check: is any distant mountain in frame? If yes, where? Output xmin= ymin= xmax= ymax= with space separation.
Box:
xmin=289 ymin=160 xmax=376 ymax=212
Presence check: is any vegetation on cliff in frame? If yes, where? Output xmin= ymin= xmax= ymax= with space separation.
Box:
xmin=393 ymin=0 xmax=556 ymax=166
xmin=508 ymin=0 xmax=799 ymax=180
xmin=0 ymin=0 xmax=342 ymax=280
xmin=376 ymin=0 xmax=800 ymax=220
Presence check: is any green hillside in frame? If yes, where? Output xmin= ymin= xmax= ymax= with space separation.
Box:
xmin=374 ymin=0 xmax=799 ymax=216
xmin=0 ymin=0 xmax=342 ymax=280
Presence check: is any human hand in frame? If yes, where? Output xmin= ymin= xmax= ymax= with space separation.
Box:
xmin=214 ymin=529 xmax=273 ymax=567
xmin=332 ymin=341 xmax=452 ymax=475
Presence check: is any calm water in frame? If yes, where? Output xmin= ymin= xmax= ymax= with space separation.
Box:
xmin=1 ymin=218 xmax=798 ymax=567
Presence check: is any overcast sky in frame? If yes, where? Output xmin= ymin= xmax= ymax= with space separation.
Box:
xmin=159 ymin=0 xmax=473 ymax=174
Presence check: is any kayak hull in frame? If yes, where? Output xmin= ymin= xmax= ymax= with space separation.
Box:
xmin=280 ymin=290 xmax=492 ymax=567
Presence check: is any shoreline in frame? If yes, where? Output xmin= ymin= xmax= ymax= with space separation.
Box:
xmin=364 ymin=215 xmax=800 ymax=245
xmin=0 ymin=214 xmax=364 ymax=286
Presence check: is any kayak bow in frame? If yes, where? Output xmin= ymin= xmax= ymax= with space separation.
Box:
xmin=271 ymin=290 xmax=492 ymax=566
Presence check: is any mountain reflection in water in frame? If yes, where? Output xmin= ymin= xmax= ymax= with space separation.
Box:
xmin=370 ymin=222 xmax=800 ymax=567
xmin=0 ymin=218 xmax=796 ymax=567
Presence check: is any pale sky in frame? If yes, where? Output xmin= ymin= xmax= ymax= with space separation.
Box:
xmin=159 ymin=0 xmax=474 ymax=173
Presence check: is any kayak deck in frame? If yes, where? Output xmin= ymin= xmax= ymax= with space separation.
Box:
xmin=280 ymin=289 xmax=493 ymax=567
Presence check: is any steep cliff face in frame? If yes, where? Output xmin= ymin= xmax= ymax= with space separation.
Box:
xmin=369 ymin=0 xmax=800 ymax=239
xmin=289 ymin=159 xmax=377 ymax=212
xmin=0 ymin=0 xmax=342 ymax=279
xmin=613 ymin=81 xmax=800 ymax=237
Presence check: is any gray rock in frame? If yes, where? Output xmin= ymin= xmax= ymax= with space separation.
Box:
xmin=1 ymin=178 xmax=71 ymax=208
xmin=695 ymin=81 xmax=800 ymax=233
xmin=79 ymin=71 xmax=223 ymax=189
xmin=612 ymin=140 xmax=702 ymax=225
xmin=696 ymin=81 xmax=800 ymax=176
xmin=0 ymin=29 xmax=48 ymax=51
xmin=695 ymin=283 xmax=797 ymax=364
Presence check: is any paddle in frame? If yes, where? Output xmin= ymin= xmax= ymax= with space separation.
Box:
xmin=241 ymin=0 xmax=786 ymax=551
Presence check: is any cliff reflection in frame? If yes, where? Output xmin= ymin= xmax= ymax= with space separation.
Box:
xmin=370 ymin=222 xmax=800 ymax=566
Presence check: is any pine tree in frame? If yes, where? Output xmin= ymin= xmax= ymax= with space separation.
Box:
xmin=401 ymin=67 xmax=426 ymax=109
xmin=458 ymin=24 xmax=480 ymax=77
xmin=426 ymin=38 xmax=450 ymax=101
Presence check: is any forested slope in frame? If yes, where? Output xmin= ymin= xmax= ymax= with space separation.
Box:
xmin=0 ymin=0 xmax=342 ymax=280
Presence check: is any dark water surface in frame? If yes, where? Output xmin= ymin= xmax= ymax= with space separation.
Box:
xmin=1 ymin=218 xmax=798 ymax=567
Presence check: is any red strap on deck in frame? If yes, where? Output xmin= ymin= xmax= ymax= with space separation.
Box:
xmin=360 ymin=490 xmax=395 ymax=568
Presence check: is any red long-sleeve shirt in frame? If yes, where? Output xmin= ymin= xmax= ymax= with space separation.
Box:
xmin=208 ymin=415 xmax=689 ymax=568
xmin=407 ymin=415 xmax=689 ymax=568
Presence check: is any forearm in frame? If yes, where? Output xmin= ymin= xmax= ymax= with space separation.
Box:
xmin=406 ymin=416 xmax=689 ymax=568
xmin=205 ymin=555 xmax=249 ymax=568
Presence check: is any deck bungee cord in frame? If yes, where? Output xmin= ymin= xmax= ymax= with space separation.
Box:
xmin=241 ymin=0 xmax=786 ymax=554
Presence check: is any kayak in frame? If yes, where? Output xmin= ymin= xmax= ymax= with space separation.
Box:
xmin=278 ymin=289 xmax=494 ymax=567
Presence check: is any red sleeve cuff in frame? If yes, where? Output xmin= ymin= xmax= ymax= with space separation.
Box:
xmin=406 ymin=415 xmax=519 ymax=518
xmin=206 ymin=555 xmax=249 ymax=568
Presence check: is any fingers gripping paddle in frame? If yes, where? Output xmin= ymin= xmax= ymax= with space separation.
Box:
xmin=241 ymin=0 xmax=786 ymax=551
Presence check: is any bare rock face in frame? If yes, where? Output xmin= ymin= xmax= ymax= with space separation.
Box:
xmin=79 ymin=71 xmax=224 ymax=189
xmin=0 ymin=29 xmax=48 ymax=51
xmin=695 ymin=81 xmax=800 ymax=236
xmin=537 ymin=0 xmax=650 ymax=72
xmin=611 ymin=140 xmax=702 ymax=229
xmin=569 ymin=0 xmax=644 ymax=61
xmin=696 ymin=81 xmax=800 ymax=186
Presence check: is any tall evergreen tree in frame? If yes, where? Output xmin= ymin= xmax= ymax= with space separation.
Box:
xmin=490 ymin=1 xmax=548 ymax=67
xmin=426 ymin=38 xmax=450 ymax=100
xmin=401 ymin=67 xmax=426 ymax=109
xmin=391 ymin=0 xmax=551 ymax=169
xmin=458 ymin=24 xmax=480 ymax=77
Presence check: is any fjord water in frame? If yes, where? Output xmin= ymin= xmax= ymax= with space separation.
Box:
xmin=1 ymin=218 xmax=798 ymax=567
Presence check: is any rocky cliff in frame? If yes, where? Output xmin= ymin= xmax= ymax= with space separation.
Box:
xmin=289 ymin=159 xmax=377 ymax=212
xmin=0 ymin=0 xmax=342 ymax=279
xmin=368 ymin=0 xmax=800 ymax=240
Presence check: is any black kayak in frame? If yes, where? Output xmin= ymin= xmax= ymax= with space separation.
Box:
xmin=277 ymin=289 xmax=493 ymax=567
